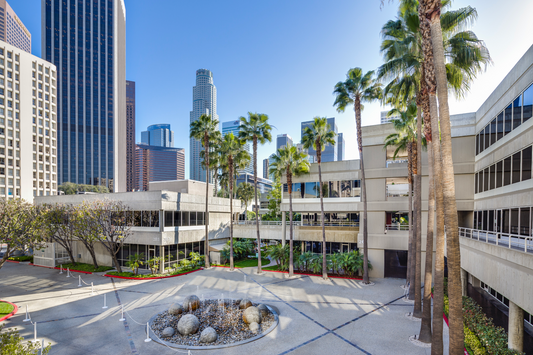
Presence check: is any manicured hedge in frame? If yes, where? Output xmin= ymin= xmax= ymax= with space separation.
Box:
xmin=8 ymin=256 xmax=33 ymax=262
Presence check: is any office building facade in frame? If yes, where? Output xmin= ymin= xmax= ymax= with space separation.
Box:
xmin=276 ymin=133 xmax=292 ymax=150
xmin=126 ymin=80 xmax=135 ymax=192
xmin=190 ymin=69 xmax=218 ymax=182
xmin=42 ymin=0 xmax=127 ymax=192
xmin=141 ymin=123 xmax=174 ymax=148
xmin=222 ymin=119 xmax=252 ymax=174
xmin=135 ymin=143 xmax=185 ymax=191
xmin=337 ymin=132 xmax=345 ymax=161
xmin=0 ymin=1 xmax=30 ymax=53
xmin=301 ymin=117 xmax=338 ymax=162
xmin=0 ymin=42 xmax=57 ymax=200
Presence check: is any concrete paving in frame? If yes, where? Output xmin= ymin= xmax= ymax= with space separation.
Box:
xmin=0 ymin=262 xmax=449 ymax=354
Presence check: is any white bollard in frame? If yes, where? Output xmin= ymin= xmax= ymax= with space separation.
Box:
xmin=41 ymin=338 xmax=44 ymax=354
xmin=244 ymin=275 xmax=246 ymax=283
xmin=78 ymin=275 xmax=82 ymax=287
xmin=23 ymin=305 xmax=31 ymax=322
xmin=102 ymin=294 xmax=108 ymax=309
xmin=59 ymin=264 xmax=63 ymax=274
xmin=32 ymin=321 xmax=39 ymax=343
xmin=144 ymin=322 xmax=152 ymax=342
xmin=66 ymin=268 xmax=71 ymax=277
xmin=119 ymin=305 xmax=125 ymax=322
xmin=91 ymin=282 xmax=95 ymax=296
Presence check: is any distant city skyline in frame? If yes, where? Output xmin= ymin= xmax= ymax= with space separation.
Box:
xmin=222 ymin=119 xmax=252 ymax=174
xmin=141 ymin=123 xmax=174 ymax=148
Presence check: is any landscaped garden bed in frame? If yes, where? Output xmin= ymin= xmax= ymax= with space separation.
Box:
xmin=105 ymin=267 xmax=201 ymax=279
xmin=8 ymin=255 xmax=33 ymax=262
xmin=58 ymin=262 xmax=113 ymax=273
xmin=262 ymin=264 xmax=363 ymax=279
xmin=0 ymin=300 xmax=17 ymax=322
xmin=213 ymin=258 xmax=269 ymax=269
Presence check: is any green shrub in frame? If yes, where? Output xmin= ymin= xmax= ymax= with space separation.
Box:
xmin=464 ymin=324 xmax=486 ymax=355
xmin=8 ymin=255 xmax=33 ymax=262
xmin=60 ymin=262 xmax=113 ymax=273
xmin=0 ymin=324 xmax=51 ymax=354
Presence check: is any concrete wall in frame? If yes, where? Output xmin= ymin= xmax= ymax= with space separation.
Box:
xmin=233 ymin=224 xmax=358 ymax=244
xmin=149 ymin=179 xmax=214 ymax=197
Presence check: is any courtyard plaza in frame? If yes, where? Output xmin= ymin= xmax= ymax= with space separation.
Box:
xmin=0 ymin=262 xmax=449 ymax=354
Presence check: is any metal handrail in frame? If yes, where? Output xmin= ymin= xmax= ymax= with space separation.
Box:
xmin=458 ymin=227 xmax=533 ymax=254
xmin=233 ymin=220 xmax=359 ymax=227
xmin=385 ymin=224 xmax=409 ymax=231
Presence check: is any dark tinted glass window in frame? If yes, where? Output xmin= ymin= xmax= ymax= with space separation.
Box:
xmin=174 ymin=211 xmax=181 ymax=226
xmin=483 ymin=168 xmax=489 ymax=191
xmin=512 ymin=152 xmax=521 ymax=184
xmin=164 ymin=211 xmax=173 ymax=227
xmin=511 ymin=208 xmax=519 ymax=234
xmin=489 ymin=164 xmax=495 ymax=190
xmin=496 ymin=112 xmax=504 ymax=141
xmin=490 ymin=118 xmax=497 ymax=144
xmin=484 ymin=126 xmax=490 ymax=149
xmin=190 ymin=211 xmax=197 ymax=226
xmin=496 ymin=161 xmax=503 ymax=188
xmin=504 ymin=157 xmax=511 ymax=186
xmin=474 ymin=172 xmax=479 ymax=193
xmin=482 ymin=210 xmax=488 ymax=230
xmin=520 ymin=208 xmax=530 ymax=236
xmin=480 ymin=130 xmax=485 ymax=153
xmin=151 ymin=211 xmax=159 ymax=227
xmin=513 ymin=96 xmax=522 ymax=129
xmin=476 ymin=134 xmax=480 ymax=155
xmin=182 ymin=211 xmax=189 ymax=226
xmin=142 ymin=211 xmax=150 ymax=227
xmin=522 ymin=146 xmax=532 ymax=181
xmin=524 ymin=85 xmax=532 ymax=123
xmin=488 ymin=210 xmax=494 ymax=231
xmin=505 ymin=104 xmax=513 ymax=135
xmin=503 ymin=209 xmax=510 ymax=234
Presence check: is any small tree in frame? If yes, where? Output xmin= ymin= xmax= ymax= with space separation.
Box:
xmin=46 ymin=204 xmax=78 ymax=265
xmin=262 ymin=179 xmax=282 ymax=221
xmin=127 ymin=253 xmax=144 ymax=275
xmin=0 ymin=324 xmax=51 ymax=354
xmin=73 ymin=201 xmax=102 ymax=269
xmin=94 ymin=200 xmax=133 ymax=273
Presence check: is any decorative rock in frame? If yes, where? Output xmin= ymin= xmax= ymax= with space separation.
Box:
xmin=239 ymin=298 xmax=252 ymax=310
xmin=242 ymin=306 xmax=262 ymax=324
xmin=177 ymin=314 xmax=200 ymax=335
xmin=183 ymin=295 xmax=200 ymax=311
xmin=249 ymin=322 xmax=260 ymax=334
xmin=199 ymin=327 xmax=218 ymax=343
xmin=257 ymin=304 xmax=269 ymax=318
xmin=162 ymin=327 xmax=175 ymax=338
xmin=168 ymin=303 xmax=183 ymax=315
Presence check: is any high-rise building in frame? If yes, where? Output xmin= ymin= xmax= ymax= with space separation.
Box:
xmin=262 ymin=158 xmax=269 ymax=179
xmin=222 ymin=119 xmax=252 ymax=174
xmin=0 ymin=42 xmax=57 ymax=200
xmin=126 ymin=80 xmax=135 ymax=192
xmin=301 ymin=117 xmax=338 ymax=162
xmin=276 ymin=134 xmax=293 ymax=150
xmin=0 ymin=1 xmax=31 ymax=53
xmin=135 ymin=144 xmax=185 ymax=191
xmin=42 ymin=0 xmax=126 ymax=192
xmin=190 ymin=69 xmax=218 ymax=182
xmin=337 ymin=133 xmax=345 ymax=161
xmin=381 ymin=110 xmax=399 ymax=124
xmin=141 ymin=124 xmax=174 ymax=147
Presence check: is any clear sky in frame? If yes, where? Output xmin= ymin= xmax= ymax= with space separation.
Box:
xmin=12 ymin=0 xmax=533 ymax=179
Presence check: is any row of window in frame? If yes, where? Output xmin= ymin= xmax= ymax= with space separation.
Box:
xmin=300 ymin=212 xmax=359 ymax=225
xmin=0 ymin=49 xmax=19 ymax=61
xmin=480 ymin=281 xmax=532 ymax=326
xmin=473 ymin=207 xmax=532 ymax=237
xmin=476 ymin=83 xmax=533 ymax=155
xmin=117 ymin=242 xmax=205 ymax=269
xmin=475 ymin=146 xmax=532 ymax=193
xmin=163 ymin=211 xmax=206 ymax=227
xmin=283 ymin=180 xmax=361 ymax=199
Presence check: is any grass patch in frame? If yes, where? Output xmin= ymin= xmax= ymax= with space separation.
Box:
xmin=264 ymin=265 xmax=281 ymax=271
xmin=106 ymin=267 xmax=200 ymax=278
xmin=60 ymin=262 xmax=113 ymax=273
xmin=0 ymin=302 xmax=14 ymax=317
xmin=8 ymin=255 xmax=33 ymax=262
xmin=217 ymin=258 xmax=270 ymax=268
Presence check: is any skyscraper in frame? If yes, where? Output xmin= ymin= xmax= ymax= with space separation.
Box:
xmin=141 ymin=124 xmax=174 ymax=147
xmin=301 ymin=117 xmax=338 ymax=162
xmin=126 ymin=80 xmax=135 ymax=192
xmin=0 ymin=0 xmax=31 ymax=53
xmin=42 ymin=0 xmax=126 ymax=192
xmin=222 ymin=119 xmax=252 ymax=174
xmin=135 ymin=144 xmax=185 ymax=191
xmin=337 ymin=133 xmax=345 ymax=161
xmin=190 ymin=69 xmax=218 ymax=182
xmin=276 ymin=134 xmax=293 ymax=150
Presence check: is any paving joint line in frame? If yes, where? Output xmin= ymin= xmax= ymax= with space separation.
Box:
xmin=111 ymin=278 xmax=138 ymax=354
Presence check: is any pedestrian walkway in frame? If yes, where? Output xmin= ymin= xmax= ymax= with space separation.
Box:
xmin=0 ymin=262 xmax=448 ymax=354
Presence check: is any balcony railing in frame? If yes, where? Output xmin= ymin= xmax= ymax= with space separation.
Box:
xmin=234 ymin=220 xmax=359 ymax=227
xmin=385 ymin=224 xmax=410 ymax=231
xmin=459 ymin=227 xmax=533 ymax=254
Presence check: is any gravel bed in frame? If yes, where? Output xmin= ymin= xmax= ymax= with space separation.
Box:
xmin=151 ymin=299 xmax=276 ymax=347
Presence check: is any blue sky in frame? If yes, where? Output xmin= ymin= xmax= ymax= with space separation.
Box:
xmin=12 ymin=0 xmax=533 ymax=179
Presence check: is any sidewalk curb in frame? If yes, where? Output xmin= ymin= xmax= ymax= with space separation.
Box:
xmin=0 ymin=300 xmax=18 ymax=322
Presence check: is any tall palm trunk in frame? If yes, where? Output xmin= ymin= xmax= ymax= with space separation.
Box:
xmin=204 ymin=133 xmax=210 ymax=268
xmin=253 ymin=136 xmax=262 ymax=274
xmin=229 ymin=156 xmax=234 ymax=271
xmin=426 ymin=2 xmax=464 ymax=352
xmin=317 ymin=142 xmax=327 ymax=280
xmin=355 ymin=98 xmax=369 ymax=283
xmin=288 ymin=169 xmax=294 ymax=277
xmin=408 ymin=142 xmax=416 ymax=299
xmin=413 ymin=106 xmax=423 ymax=318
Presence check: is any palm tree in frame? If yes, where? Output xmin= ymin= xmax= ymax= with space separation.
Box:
xmin=239 ymin=112 xmax=273 ymax=274
xmin=269 ymin=145 xmax=310 ymax=276
xmin=219 ymin=133 xmax=250 ymax=271
xmin=334 ymin=69 xmax=382 ymax=284
xmin=302 ymin=117 xmax=336 ymax=280
xmin=200 ymin=131 xmax=222 ymax=197
xmin=190 ymin=113 xmax=219 ymax=268
xmin=236 ymin=182 xmax=254 ymax=218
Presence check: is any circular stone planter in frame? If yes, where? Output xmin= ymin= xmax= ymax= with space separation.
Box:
xmin=148 ymin=304 xmax=279 ymax=350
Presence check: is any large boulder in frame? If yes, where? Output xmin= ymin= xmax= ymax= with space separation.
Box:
xmin=177 ymin=314 xmax=200 ymax=335
xmin=183 ymin=295 xmax=200 ymax=312
xmin=199 ymin=327 xmax=218 ymax=343
xmin=239 ymin=299 xmax=252 ymax=310
xmin=257 ymin=304 xmax=269 ymax=318
xmin=249 ymin=322 xmax=260 ymax=334
xmin=168 ymin=303 xmax=183 ymax=316
xmin=162 ymin=327 xmax=175 ymax=338
xmin=242 ymin=306 xmax=262 ymax=324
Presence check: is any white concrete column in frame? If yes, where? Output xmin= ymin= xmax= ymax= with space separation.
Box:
xmin=508 ymin=301 xmax=524 ymax=352
xmin=159 ymin=246 xmax=165 ymax=274
xmin=281 ymin=211 xmax=286 ymax=247
xmin=461 ymin=268 xmax=468 ymax=297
